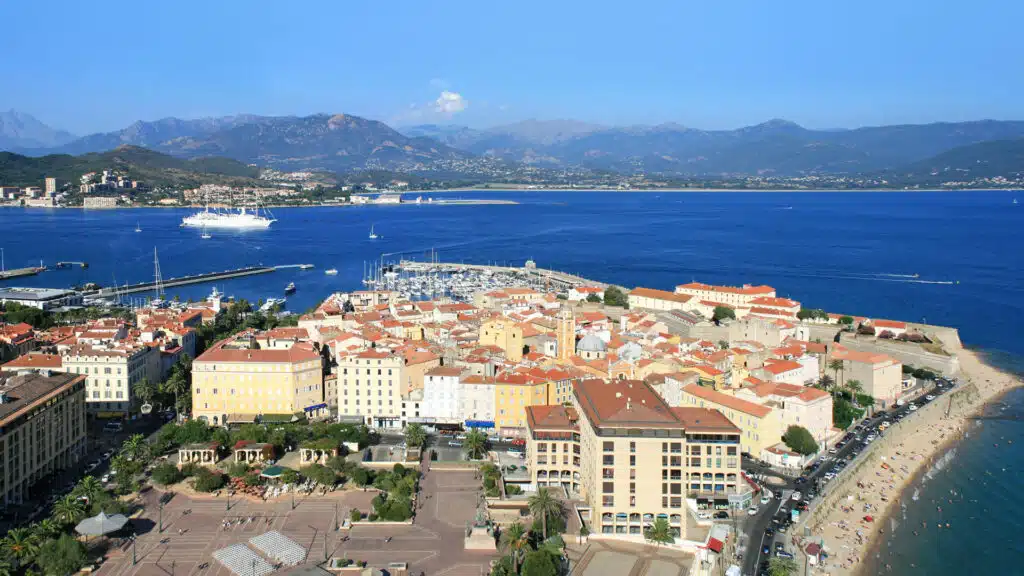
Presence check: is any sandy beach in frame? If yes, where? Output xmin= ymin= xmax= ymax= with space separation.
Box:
xmin=798 ymin=341 xmax=1022 ymax=575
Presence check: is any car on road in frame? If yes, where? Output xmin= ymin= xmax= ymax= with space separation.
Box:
xmin=764 ymin=527 xmax=774 ymax=538
xmin=795 ymin=476 xmax=807 ymax=485
xmin=760 ymin=494 xmax=771 ymax=504
xmin=697 ymin=511 xmax=712 ymax=520
xmin=448 ymin=441 xmax=463 ymax=447
xmin=791 ymin=491 xmax=801 ymax=501
xmin=926 ymin=394 xmax=936 ymax=401
xmin=909 ymin=404 xmax=919 ymax=411
xmin=714 ymin=511 xmax=729 ymax=519
xmin=775 ymin=543 xmax=785 ymax=552
xmin=747 ymin=506 xmax=758 ymax=516
xmin=775 ymin=550 xmax=794 ymax=559
xmin=796 ymin=501 xmax=809 ymax=511
xmin=762 ymin=545 xmax=771 ymax=556
xmin=774 ymin=491 xmax=783 ymax=499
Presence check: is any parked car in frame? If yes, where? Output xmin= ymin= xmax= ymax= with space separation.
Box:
xmin=775 ymin=550 xmax=794 ymax=559
xmin=747 ymin=507 xmax=758 ymax=516
xmin=791 ymin=491 xmax=802 ymax=501
xmin=909 ymin=404 xmax=919 ymax=411
xmin=760 ymin=494 xmax=771 ymax=504
xmin=697 ymin=511 xmax=712 ymax=520
xmin=714 ymin=511 xmax=729 ymax=519
xmin=448 ymin=441 xmax=463 ymax=447
xmin=926 ymin=394 xmax=936 ymax=401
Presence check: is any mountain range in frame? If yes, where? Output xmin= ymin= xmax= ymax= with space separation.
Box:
xmin=4 ymin=110 xmax=1024 ymax=179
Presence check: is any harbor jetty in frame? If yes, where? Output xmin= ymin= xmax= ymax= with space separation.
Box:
xmin=398 ymin=259 xmax=611 ymax=290
xmin=0 ymin=266 xmax=46 ymax=281
xmin=89 ymin=266 xmax=283 ymax=296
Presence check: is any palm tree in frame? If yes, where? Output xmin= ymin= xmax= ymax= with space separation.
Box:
xmin=30 ymin=519 xmax=60 ymax=541
xmin=161 ymin=371 xmax=189 ymax=414
xmin=121 ymin=434 xmax=148 ymax=461
xmin=527 ymin=488 xmax=563 ymax=540
xmin=827 ymin=359 xmax=844 ymax=396
xmin=1 ymin=528 xmax=39 ymax=567
xmin=52 ymin=495 xmax=86 ymax=526
xmin=768 ymin=556 xmax=798 ymax=576
xmin=500 ymin=521 xmax=528 ymax=573
xmin=643 ymin=517 xmax=674 ymax=546
xmin=847 ymin=379 xmax=864 ymax=406
xmin=816 ymin=374 xmax=834 ymax=392
xmin=74 ymin=477 xmax=103 ymax=502
xmin=132 ymin=378 xmax=156 ymax=406
xmin=0 ymin=557 xmax=13 ymax=576
xmin=403 ymin=423 xmax=427 ymax=449
xmin=463 ymin=429 xmax=488 ymax=460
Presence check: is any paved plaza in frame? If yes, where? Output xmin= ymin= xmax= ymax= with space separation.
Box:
xmin=97 ymin=469 xmax=496 ymax=576
xmin=567 ymin=540 xmax=694 ymax=576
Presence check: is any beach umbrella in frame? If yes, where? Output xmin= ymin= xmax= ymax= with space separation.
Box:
xmin=75 ymin=511 xmax=129 ymax=536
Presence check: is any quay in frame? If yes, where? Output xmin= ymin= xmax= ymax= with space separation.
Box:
xmin=0 ymin=266 xmax=46 ymax=281
xmin=90 ymin=266 xmax=278 ymax=296
xmin=54 ymin=261 xmax=89 ymax=269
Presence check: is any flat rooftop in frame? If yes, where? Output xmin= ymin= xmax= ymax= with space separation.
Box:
xmin=0 ymin=287 xmax=77 ymax=300
xmin=0 ymin=371 xmax=83 ymax=426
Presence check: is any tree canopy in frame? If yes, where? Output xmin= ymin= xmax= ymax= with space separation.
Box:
xmin=712 ymin=306 xmax=736 ymax=322
xmin=782 ymin=425 xmax=819 ymax=455
xmin=602 ymin=286 xmax=628 ymax=308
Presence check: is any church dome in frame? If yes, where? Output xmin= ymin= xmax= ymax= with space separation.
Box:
xmin=577 ymin=334 xmax=607 ymax=353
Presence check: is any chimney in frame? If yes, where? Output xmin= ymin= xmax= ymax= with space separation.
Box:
xmin=626 ymin=397 xmax=632 ymax=410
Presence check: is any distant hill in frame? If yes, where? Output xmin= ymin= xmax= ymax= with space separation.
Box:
xmin=0 ymin=110 xmax=77 ymax=149
xmin=881 ymin=138 xmax=1024 ymax=184
xmin=0 ymin=145 xmax=259 ymax=188
xmin=29 ymin=115 xmax=266 ymax=156
xmin=409 ymin=118 xmax=1024 ymax=176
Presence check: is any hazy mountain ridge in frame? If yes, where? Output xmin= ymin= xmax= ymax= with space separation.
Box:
xmin=0 ymin=110 xmax=77 ymax=149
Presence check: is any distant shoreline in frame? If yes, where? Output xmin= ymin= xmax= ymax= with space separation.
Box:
xmin=415 ymin=187 xmax=1023 ymax=193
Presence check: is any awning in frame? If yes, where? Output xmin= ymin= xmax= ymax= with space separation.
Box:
xmin=707 ymin=537 xmax=724 ymax=554
xmin=464 ymin=420 xmax=494 ymax=428
xmin=75 ymin=511 xmax=129 ymax=536
xmin=227 ymin=413 xmax=258 ymax=424
xmin=304 ymin=403 xmax=328 ymax=412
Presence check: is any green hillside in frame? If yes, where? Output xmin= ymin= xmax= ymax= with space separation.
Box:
xmin=0 ymin=145 xmax=260 ymax=189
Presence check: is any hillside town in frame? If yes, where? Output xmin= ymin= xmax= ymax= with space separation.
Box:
xmin=0 ymin=270 xmax=959 ymax=576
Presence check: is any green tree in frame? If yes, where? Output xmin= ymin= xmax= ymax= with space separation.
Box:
xmin=403 ymin=423 xmax=427 ymax=448
xmin=578 ymin=524 xmax=590 ymax=545
xmin=132 ymin=377 xmax=157 ymax=407
xmin=520 ymin=549 xmax=559 ymax=576
xmin=349 ymin=508 xmax=362 ymax=522
xmin=151 ymin=463 xmax=183 ymax=486
xmin=782 ymin=425 xmax=819 ymax=455
xmin=846 ymin=379 xmax=864 ymax=407
xmin=500 ymin=522 xmax=529 ymax=574
xmin=718 ymin=340 xmax=729 ymax=350
xmin=73 ymin=476 xmax=104 ymax=502
xmin=585 ymin=293 xmax=602 ymax=303
xmin=1 ymin=528 xmax=39 ymax=567
xmin=603 ymin=286 xmax=628 ymax=308
xmin=712 ymin=306 xmax=736 ymax=322
xmin=464 ymin=429 xmax=488 ymax=460
xmin=121 ymin=434 xmax=148 ymax=461
xmin=34 ymin=535 xmax=87 ymax=576
xmin=301 ymin=464 xmax=339 ymax=486
xmin=0 ymin=558 xmax=12 ymax=576
xmin=527 ymin=488 xmax=563 ymax=540
xmin=833 ymin=397 xmax=864 ymax=429
xmin=838 ymin=315 xmax=854 ymax=326
xmin=193 ymin=469 xmax=226 ymax=492
xmin=769 ymin=556 xmax=798 ymax=576
xmin=828 ymin=359 xmax=844 ymax=396
xmin=817 ymin=374 xmax=835 ymax=392
xmin=30 ymin=520 xmax=60 ymax=542
xmin=51 ymin=495 xmax=86 ymax=526
xmin=644 ymin=517 xmax=674 ymax=546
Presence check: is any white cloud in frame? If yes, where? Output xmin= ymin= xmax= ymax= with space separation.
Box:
xmin=434 ymin=91 xmax=468 ymax=115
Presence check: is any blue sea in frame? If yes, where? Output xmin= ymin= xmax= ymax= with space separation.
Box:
xmin=2 ymin=190 xmax=1023 ymax=573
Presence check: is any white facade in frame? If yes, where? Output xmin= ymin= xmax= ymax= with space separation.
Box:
xmin=421 ymin=367 xmax=464 ymax=423
xmin=459 ymin=377 xmax=496 ymax=424
xmin=63 ymin=344 xmax=160 ymax=414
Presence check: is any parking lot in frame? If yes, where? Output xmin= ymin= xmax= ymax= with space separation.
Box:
xmin=742 ymin=377 xmax=956 ymax=575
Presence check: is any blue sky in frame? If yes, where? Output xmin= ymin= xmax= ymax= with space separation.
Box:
xmin=3 ymin=0 xmax=1021 ymax=134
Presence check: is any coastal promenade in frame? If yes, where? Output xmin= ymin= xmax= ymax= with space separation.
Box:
xmin=795 ymin=341 xmax=1021 ymax=576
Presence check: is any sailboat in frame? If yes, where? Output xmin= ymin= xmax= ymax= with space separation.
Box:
xmin=1014 ymin=198 xmax=1019 ymax=205
xmin=201 ymin=224 xmax=212 ymax=239
xmin=369 ymin=224 xmax=378 ymax=240
xmin=134 ymin=221 xmax=142 ymax=232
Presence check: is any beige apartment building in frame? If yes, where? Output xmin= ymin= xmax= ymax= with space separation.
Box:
xmin=336 ymin=349 xmax=405 ymax=429
xmin=679 ymin=383 xmax=781 ymax=458
xmin=674 ymin=282 xmax=777 ymax=306
xmin=63 ymin=342 xmax=161 ymax=416
xmin=0 ymin=372 xmax=87 ymax=507
xmin=525 ymin=379 xmax=746 ymax=540
xmin=627 ymin=287 xmax=694 ymax=312
xmin=192 ymin=339 xmax=324 ymax=426
xmin=478 ymin=318 xmax=524 ymax=362
xmin=829 ymin=345 xmax=903 ymax=407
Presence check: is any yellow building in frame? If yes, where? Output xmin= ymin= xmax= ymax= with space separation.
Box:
xmin=336 ymin=349 xmax=405 ymax=429
xmin=525 ymin=379 xmax=747 ymax=540
xmin=192 ymin=337 xmax=324 ymax=426
xmin=681 ymin=364 xmax=729 ymax=390
xmin=679 ymin=383 xmax=781 ymax=458
xmin=479 ymin=318 xmax=523 ymax=362
xmin=494 ymin=371 xmax=549 ymax=436
xmin=0 ymin=372 xmax=87 ymax=507
xmin=556 ymin=305 xmax=575 ymax=361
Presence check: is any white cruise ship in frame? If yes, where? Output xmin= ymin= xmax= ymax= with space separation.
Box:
xmin=181 ymin=204 xmax=275 ymax=229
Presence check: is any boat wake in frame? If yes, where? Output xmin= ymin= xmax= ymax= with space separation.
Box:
xmin=923 ymin=447 xmax=957 ymax=483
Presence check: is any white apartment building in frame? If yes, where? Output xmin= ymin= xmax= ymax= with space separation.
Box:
xmin=460 ymin=375 xmax=496 ymax=427
xmin=336 ymin=349 xmax=404 ymax=429
xmin=421 ymin=366 xmax=465 ymax=424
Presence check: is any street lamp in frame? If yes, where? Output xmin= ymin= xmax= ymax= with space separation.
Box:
xmin=131 ymin=535 xmax=137 ymax=565
xmin=227 ymin=491 xmax=231 ymax=512
xmin=159 ymin=501 xmax=164 ymax=533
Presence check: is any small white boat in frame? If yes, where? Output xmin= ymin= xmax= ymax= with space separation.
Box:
xmin=201 ymin=231 xmax=212 ymax=239
xmin=325 ymin=268 xmax=338 ymax=275
xmin=369 ymin=225 xmax=378 ymax=239
xmin=134 ymin=222 xmax=142 ymax=232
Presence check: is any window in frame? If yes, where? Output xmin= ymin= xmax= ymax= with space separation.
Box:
xmin=629 ymin=482 xmax=636 ymax=494
xmin=602 ymin=482 xmax=614 ymax=494
xmin=602 ymin=468 xmax=614 ymax=479
xmin=603 ymin=455 xmax=614 ymax=466
xmin=629 ymin=455 xmax=636 ymax=466
xmin=629 ymin=441 xmax=636 ymax=453
xmin=603 ymin=441 xmax=614 ymax=452
xmin=630 ymin=496 xmax=636 ymax=507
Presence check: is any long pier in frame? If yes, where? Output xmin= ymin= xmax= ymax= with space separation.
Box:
xmin=0 ymin=267 xmax=45 ymax=281
xmin=90 ymin=266 xmax=277 ymax=296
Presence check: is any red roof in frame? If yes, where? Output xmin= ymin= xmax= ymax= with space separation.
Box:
xmin=630 ymin=287 xmax=693 ymax=304
xmin=676 ymin=282 xmax=776 ymax=296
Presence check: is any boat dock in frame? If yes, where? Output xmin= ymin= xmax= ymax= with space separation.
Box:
xmin=90 ymin=266 xmax=278 ymax=296
xmin=55 ymin=261 xmax=89 ymax=269
xmin=398 ymin=260 xmax=608 ymax=290
xmin=0 ymin=267 xmax=46 ymax=281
